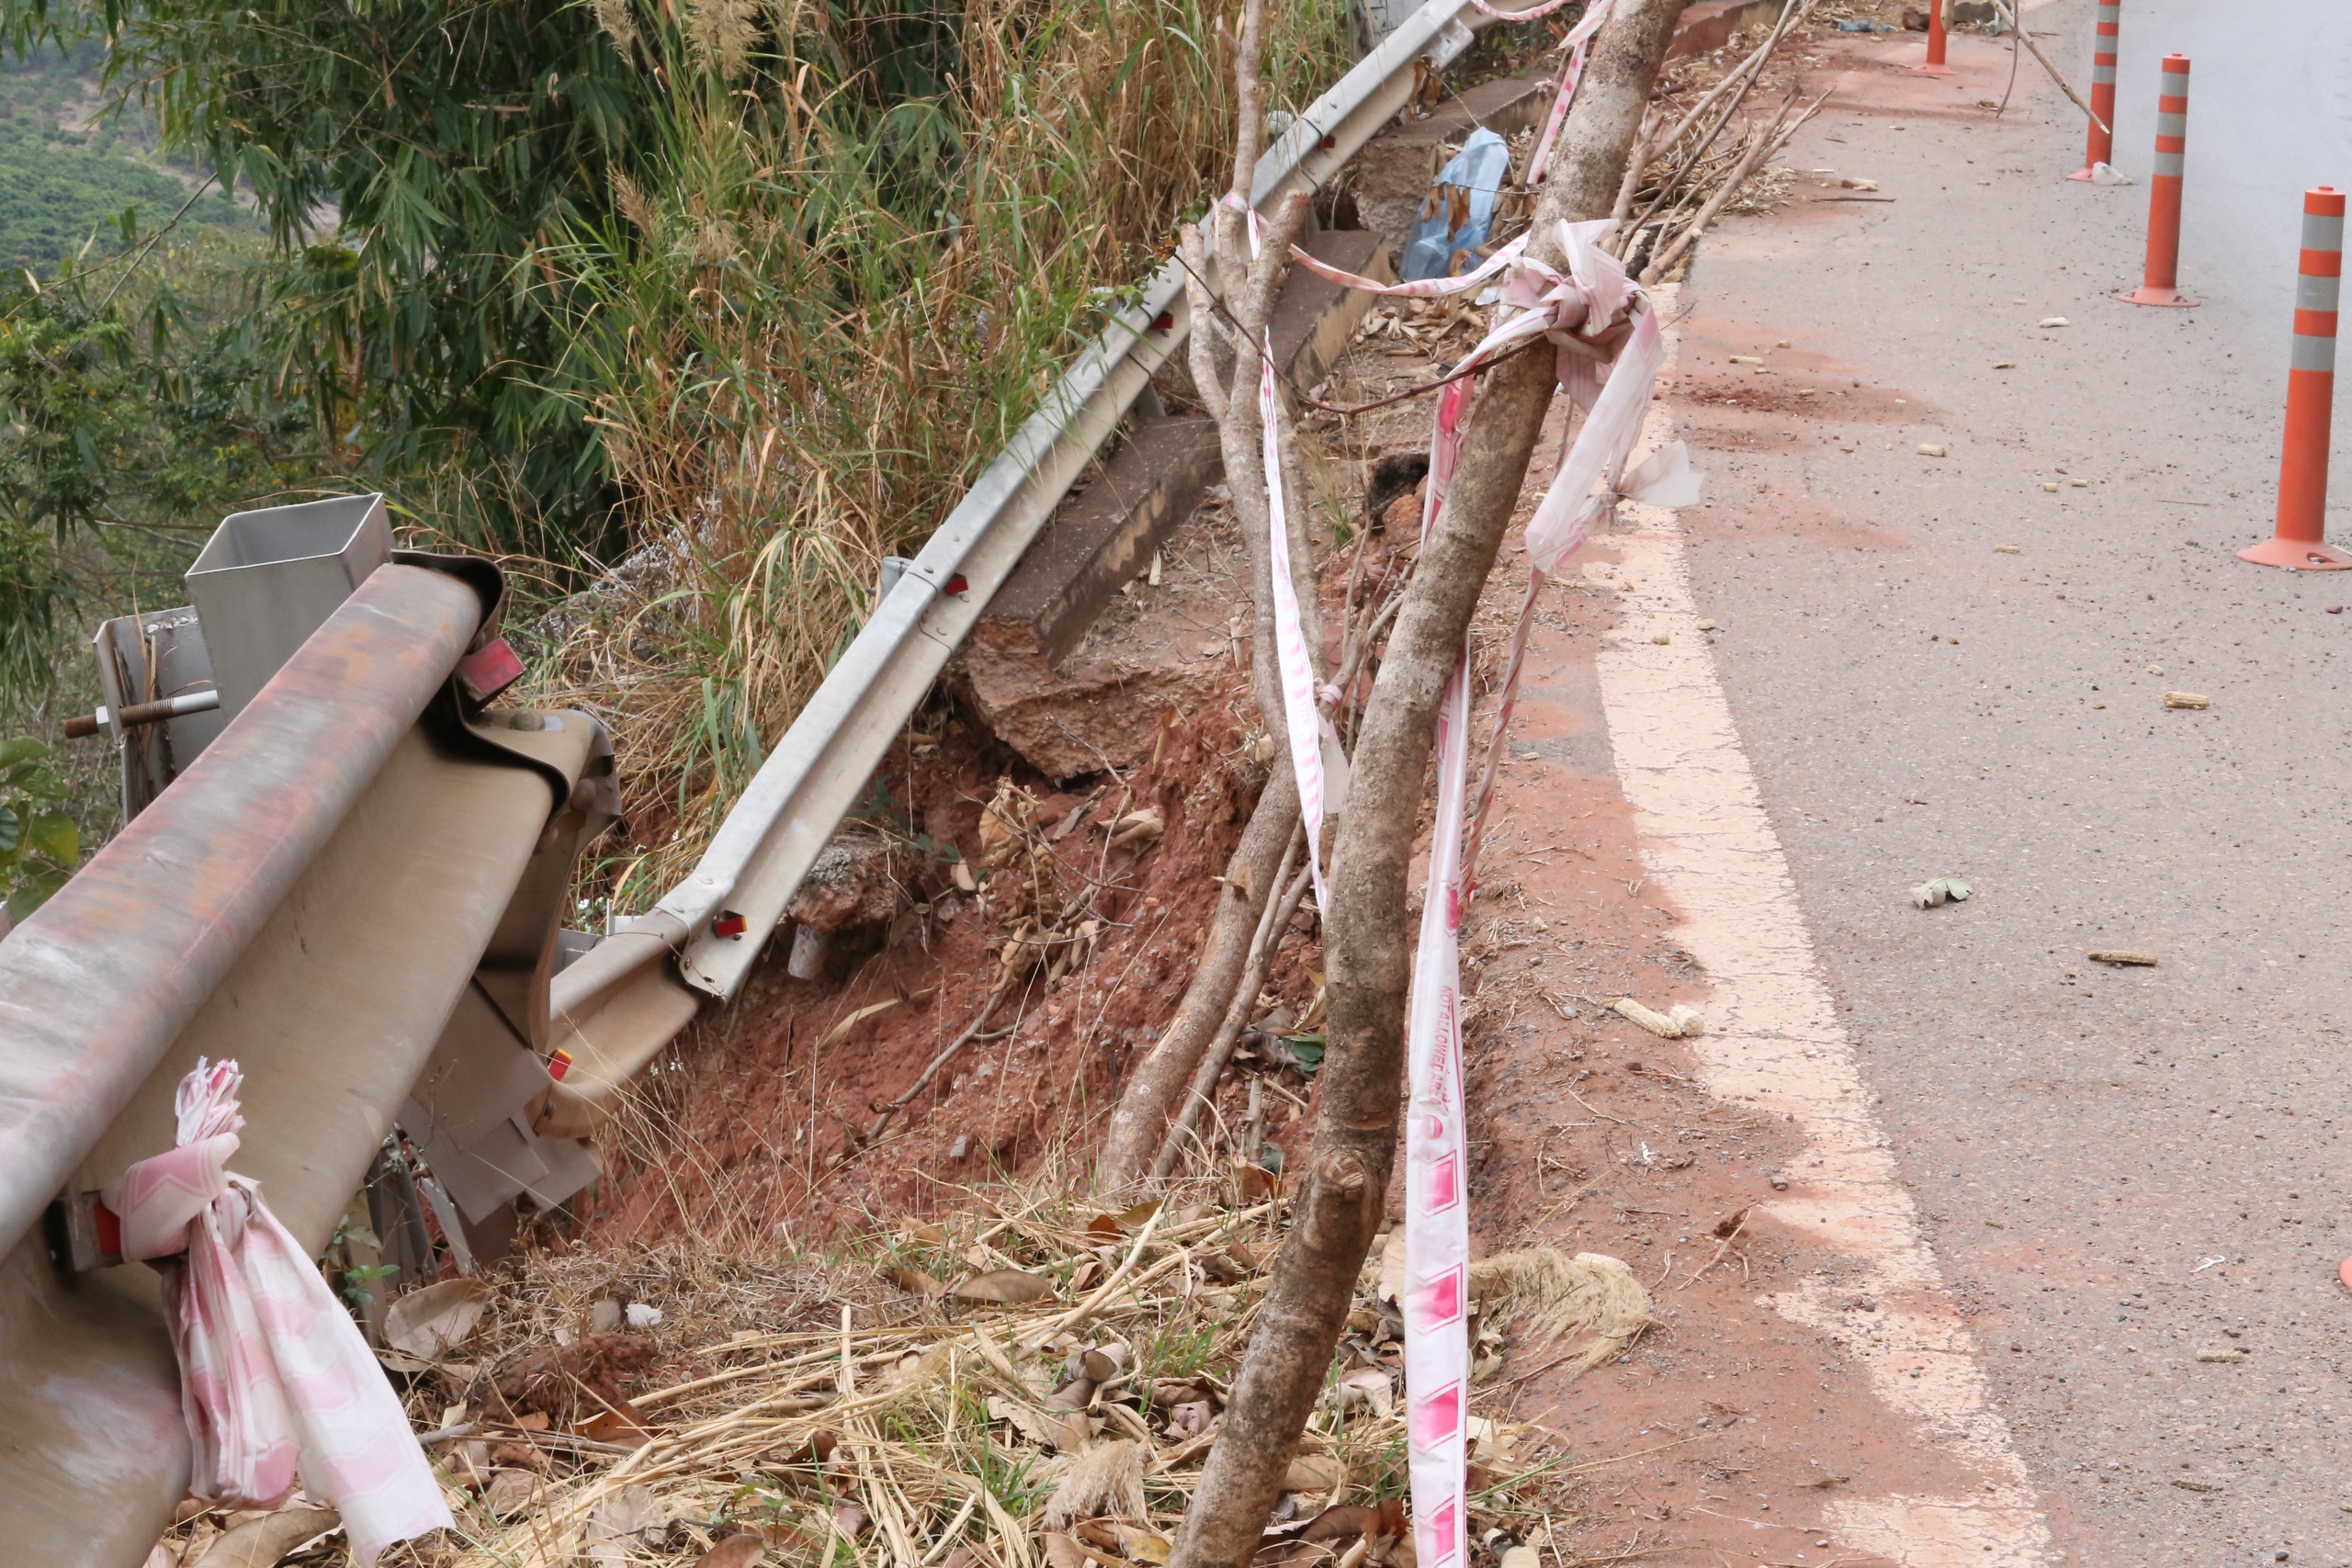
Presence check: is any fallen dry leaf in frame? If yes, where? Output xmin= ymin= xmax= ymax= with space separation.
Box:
xmin=1114 ymin=1525 xmax=1171 ymax=1564
xmin=482 ymin=1468 xmax=538 ymax=1518
xmin=579 ymin=1402 xmax=660 ymax=1447
xmin=954 ymin=1269 xmax=1057 ymax=1305
xmin=777 ymin=1429 xmax=841 ymax=1468
xmin=1297 ymin=1504 xmax=1379 ymax=1542
xmin=989 ymin=1396 xmax=1063 ymax=1448
xmin=1167 ymin=1400 xmax=1215 ymax=1439
xmin=885 ymin=1263 xmax=947 ymax=1296
xmin=385 ymin=1277 xmax=494 ymax=1360
xmin=1338 ymin=1368 xmax=1393 ymax=1419
xmin=1106 ymin=809 xmax=1163 ymax=851
xmin=1283 ymin=1454 xmax=1345 ymax=1495
xmin=1042 ymin=1533 xmax=1090 ymax=1568
xmin=1086 ymin=1199 xmax=1160 ymax=1240
xmin=694 ymin=1536 xmax=768 ymax=1568
xmin=818 ymin=998 xmax=900 ymax=1053
xmin=1052 ymin=1410 xmax=1096 ymax=1450
xmin=1236 ymin=1164 xmax=1280 ymax=1202
xmin=189 ymin=1507 xmax=340 ymax=1568
xmin=1148 ymin=1378 xmax=1206 ymax=1409
xmin=585 ymin=1483 xmax=668 ymax=1562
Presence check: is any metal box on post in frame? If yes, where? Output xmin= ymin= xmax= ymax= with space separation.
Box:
xmin=185 ymin=494 xmax=393 ymax=720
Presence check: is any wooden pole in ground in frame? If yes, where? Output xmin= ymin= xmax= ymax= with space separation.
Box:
xmin=1158 ymin=5 xmax=1693 ymax=1566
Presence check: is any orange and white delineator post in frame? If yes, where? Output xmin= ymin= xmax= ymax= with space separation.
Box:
xmin=2241 ymin=187 xmax=2352 ymax=570
xmin=2069 ymin=0 xmax=2120 ymax=180
xmin=2122 ymin=55 xmax=2195 ymax=307
xmin=1914 ymin=0 xmax=1952 ymax=75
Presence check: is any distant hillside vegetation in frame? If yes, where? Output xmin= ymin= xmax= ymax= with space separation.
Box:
xmin=0 ymin=41 xmax=251 ymax=270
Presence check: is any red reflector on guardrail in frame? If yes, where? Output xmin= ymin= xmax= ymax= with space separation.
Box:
xmin=457 ymin=637 xmax=526 ymax=704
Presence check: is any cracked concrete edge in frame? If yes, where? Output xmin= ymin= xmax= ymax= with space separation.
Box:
xmin=1585 ymin=285 xmax=2056 ymax=1568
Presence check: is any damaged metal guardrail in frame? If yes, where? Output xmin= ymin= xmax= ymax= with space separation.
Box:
xmin=0 ymin=498 xmax=621 ymax=1567
xmin=543 ymin=0 xmax=1496 ymax=1122
xmin=0 ymin=10 xmax=1515 ymax=1560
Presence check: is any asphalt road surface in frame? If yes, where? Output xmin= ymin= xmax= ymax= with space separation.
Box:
xmin=1673 ymin=6 xmax=2352 ymax=1562
xmin=2105 ymin=0 xmax=2352 ymax=332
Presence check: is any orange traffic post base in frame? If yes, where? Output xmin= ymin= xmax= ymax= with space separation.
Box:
xmin=2122 ymin=55 xmax=2195 ymax=307
xmin=2242 ymin=187 xmax=2352 ymax=570
xmin=2068 ymin=0 xmax=2120 ymax=180
xmin=1913 ymin=0 xmax=1953 ymax=74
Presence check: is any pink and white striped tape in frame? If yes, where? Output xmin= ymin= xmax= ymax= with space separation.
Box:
xmin=1284 ymin=210 xmax=1698 ymax=1562
xmin=102 ymin=1060 xmax=452 ymax=1567
xmin=1516 ymin=0 xmax=1616 ymax=186
xmin=1237 ymin=31 xmax=1694 ymax=1536
xmin=1233 ymin=195 xmax=1347 ymax=911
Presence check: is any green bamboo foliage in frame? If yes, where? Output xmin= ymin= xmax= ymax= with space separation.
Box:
xmin=537 ymin=0 xmax=1347 ymax=908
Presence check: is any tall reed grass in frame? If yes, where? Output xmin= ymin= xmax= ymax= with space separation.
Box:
xmin=532 ymin=0 xmax=1349 ymax=911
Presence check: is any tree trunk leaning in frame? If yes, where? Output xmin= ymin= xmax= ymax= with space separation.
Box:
xmin=1159 ymin=5 xmax=1691 ymax=1565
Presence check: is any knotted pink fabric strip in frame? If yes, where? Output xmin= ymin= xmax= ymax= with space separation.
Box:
xmin=101 ymin=1060 xmax=453 ymax=1567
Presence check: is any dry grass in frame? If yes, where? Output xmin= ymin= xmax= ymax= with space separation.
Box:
xmin=524 ymin=0 xmax=1350 ymax=915
xmin=145 ymin=1172 xmax=1632 ymax=1567
xmin=1467 ymin=1251 xmax=1655 ymax=1374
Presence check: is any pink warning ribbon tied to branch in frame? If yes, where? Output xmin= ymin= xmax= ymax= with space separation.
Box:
xmin=1459 ymin=0 xmax=1617 ymax=185
xmin=100 ymin=1059 xmax=452 ymax=1566
xmin=1289 ymin=215 xmax=1700 ymax=1568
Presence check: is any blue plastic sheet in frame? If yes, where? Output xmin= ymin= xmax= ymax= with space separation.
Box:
xmin=1400 ymin=128 xmax=1511 ymax=282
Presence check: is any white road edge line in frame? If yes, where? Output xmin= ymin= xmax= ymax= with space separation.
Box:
xmin=1588 ymin=286 xmax=2053 ymax=1568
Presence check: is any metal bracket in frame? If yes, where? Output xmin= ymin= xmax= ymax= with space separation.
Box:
xmin=44 ymin=1190 xmax=123 ymax=1274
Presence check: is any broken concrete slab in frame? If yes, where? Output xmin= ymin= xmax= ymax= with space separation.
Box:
xmin=985 ymin=415 xmax=1223 ymax=670
xmin=1273 ymin=230 xmax=1396 ymax=395
xmin=959 ymin=229 xmax=1389 ymax=780
xmin=956 ymin=506 xmax=1250 ymax=782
